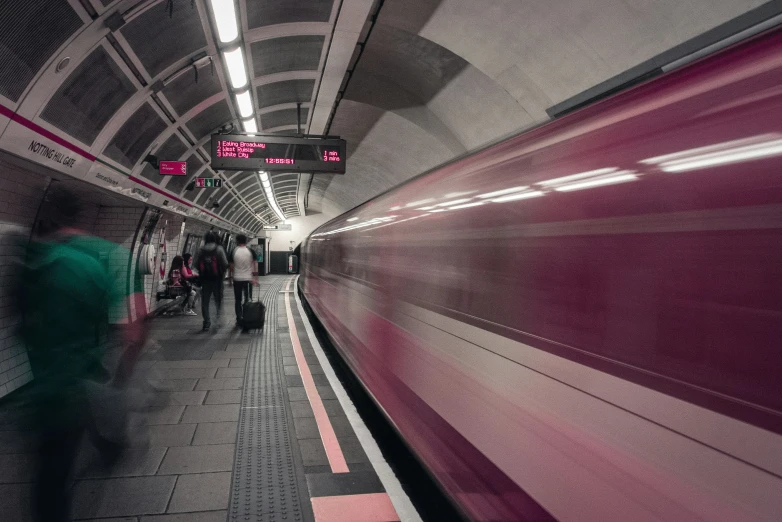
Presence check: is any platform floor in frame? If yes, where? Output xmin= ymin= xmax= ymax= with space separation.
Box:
xmin=0 ymin=275 xmax=413 ymax=521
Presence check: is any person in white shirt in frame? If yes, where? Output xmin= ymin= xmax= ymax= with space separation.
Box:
xmin=228 ymin=234 xmax=258 ymax=326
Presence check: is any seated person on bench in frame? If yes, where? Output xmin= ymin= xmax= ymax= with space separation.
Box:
xmin=168 ymin=256 xmax=197 ymax=315
xmin=182 ymin=253 xmax=200 ymax=308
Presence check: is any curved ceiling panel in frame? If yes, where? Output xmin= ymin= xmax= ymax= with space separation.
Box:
xmin=247 ymin=0 xmax=334 ymax=28
xmin=261 ymin=107 xmax=309 ymax=129
xmin=0 ymin=0 xmax=83 ymax=102
xmin=120 ymin=2 xmax=207 ymax=78
xmin=162 ymin=67 xmax=223 ymax=117
xmin=41 ymin=46 xmax=137 ymax=145
xmin=165 ymin=153 xmax=204 ymax=194
xmin=185 ymin=99 xmax=232 ymax=140
xmin=250 ymin=36 xmax=325 ymax=77
xmin=103 ymin=102 xmax=167 ymax=169
xmin=256 ymin=79 xmax=315 ymax=109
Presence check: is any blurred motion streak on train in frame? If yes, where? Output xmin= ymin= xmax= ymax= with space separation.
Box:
xmin=299 ymin=27 xmax=782 ymax=522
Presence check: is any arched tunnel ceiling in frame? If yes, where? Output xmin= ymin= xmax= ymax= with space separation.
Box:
xmin=0 ymin=0 xmax=775 ymax=231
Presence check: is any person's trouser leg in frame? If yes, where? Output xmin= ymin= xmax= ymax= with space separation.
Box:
xmin=214 ymin=280 xmax=223 ymax=323
xmin=34 ymin=402 xmax=85 ymax=522
xmin=201 ymin=281 xmax=213 ymax=327
xmin=233 ymin=281 xmax=243 ymax=322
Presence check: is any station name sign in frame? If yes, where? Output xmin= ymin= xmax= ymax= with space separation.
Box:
xmin=263 ymin=224 xmax=292 ymax=231
xmin=211 ymin=134 xmax=346 ymax=174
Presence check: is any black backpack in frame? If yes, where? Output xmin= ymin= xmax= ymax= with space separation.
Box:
xmin=198 ymin=250 xmax=220 ymax=280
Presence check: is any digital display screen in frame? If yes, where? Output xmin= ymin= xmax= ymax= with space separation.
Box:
xmin=211 ymin=134 xmax=346 ymax=174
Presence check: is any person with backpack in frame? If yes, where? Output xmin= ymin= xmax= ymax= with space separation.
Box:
xmin=228 ymin=234 xmax=258 ymax=326
xmin=195 ymin=231 xmax=228 ymax=331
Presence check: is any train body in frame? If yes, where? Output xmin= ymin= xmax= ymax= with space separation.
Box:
xmin=299 ymin=27 xmax=782 ymax=521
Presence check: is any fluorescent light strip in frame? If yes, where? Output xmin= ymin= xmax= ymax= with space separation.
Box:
xmin=491 ymin=190 xmax=545 ymax=202
xmin=242 ymin=118 xmax=257 ymax=133
xmin=236 ymin=90 xmax=253 ymax=118
xmin=347 ymin=217 xmax=359 ymax=222
xmin=444 ymin=191 xmax=475 ymax=198
xmin=209 ymin=0 xmax=239 ymax=43
xmin=536 ymin=168 xmax=618 ymax=187
xmin=223 ymin=47 xmax=247 ymax=89
xmin=477 ymin=186 xmax=529 ymax=199
xmin=554 ymin=173 xmax=637 ymax=192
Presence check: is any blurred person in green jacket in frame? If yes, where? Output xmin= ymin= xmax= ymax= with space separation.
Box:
xmin=17 ymin=184 xmax=148 ymax=522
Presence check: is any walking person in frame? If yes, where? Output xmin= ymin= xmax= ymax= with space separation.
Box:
xmin=17 ymin=186 xmax=148 ymax=522
xmin=229 ymin=234 xmax=258 ymax=327
xmin=196 ymin=231 xmax=228 ymax=331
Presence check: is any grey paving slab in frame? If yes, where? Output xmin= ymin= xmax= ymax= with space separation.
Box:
xmin=77 ymin=447 xmax=166 ymax=479
xmin=214 ymin=367 xmax=244 ymax=378
xmin=142 ymin=511 xmax=227 ymax=521
xmin=305 ymin=470 xmax=385 ymax=498
xmin=142 ymin=406 xmax=185 ymax=425
xmin=286 ymin=375 xmax=303 ymax=387
xmin=158 ymin=444 xmax=235 ymax=474
xmin=154 ymin=360 xmax=229 ymax=369
xmin=308 ymin=364 xmax=325 ymax=375
xmin=167 ymin=472 xmax=231 ymax=513
xmin=311 ymin=374 xmax=330 ymax=386
xmin=329 ymin=416 xmax=357 ymax=439
xmin=204 ymin=390 xmax=241 ymax=405
xmin=0 ymin=483 xmax=32 ymax=521
xmin=0 ymin=452 xmax=35 ymax=483
xmin=292 ymin=416 xmax=319 ymax=440
xmin=315 ymin=385 xmax=337 ymax=400
xmin=287 ymin=386 xmax=308 ymax=401
xmin=282 ymin=356 xmax=297 ymax=366
xmin=340 ymin=437 xmax=370 ymax=464
xmin=322 ymin=399 xmax=344 ymax=418
xmin=227 ymin=358 xmax=246 ymax=368
xmin=209 ymin=349 xmax=248 ymax=359
xmin=297 ymin=438 xmax=328 ymax=467
xmin=290 ymin=401 xmax=314 ymax=418
xmin=143 ymin=424 xmax=196 ymax=447
xmin=181 ymin=404 xmax=240 ymax=423
xmin=283 ymin=365 xmax=300 ymax=376
xmin=72 ymin=476 xmax=176 ymax=518
xmin=194 ymin=378 xmax=243 ymax=391
xmin=0 ymin=430 xmax=36 ymax=454
xmin=147 ymin=379 xmax=198 ymax=391
xmin=83 ymin=517 xmax=138 ymax=521
xmin=153 ymin=391 xmax=207 ymax=406
xmin=191 ymin=422 xmax=238 ymax=446
xmin=152 ymin=368 xmax=218 ymax=380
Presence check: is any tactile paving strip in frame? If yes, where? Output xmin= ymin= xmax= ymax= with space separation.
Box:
xmin=230 ymin=277 xmax=307 ymax=522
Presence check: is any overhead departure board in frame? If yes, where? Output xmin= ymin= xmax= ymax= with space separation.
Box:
xmin=211 ymin=134 xmax=346 ymax=174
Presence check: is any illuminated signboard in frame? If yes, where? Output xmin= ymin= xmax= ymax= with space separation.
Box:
xmin=159 ymin=161 xmax=187 ymax=175
xmin=196 ymin=178 xmax=223 ymax=188
xmin=211 ymin=134 xmax=346 ymax=174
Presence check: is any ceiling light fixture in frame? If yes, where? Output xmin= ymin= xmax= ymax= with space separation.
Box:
xmin=242 ymin=118 xmax=257 ymax=133
xmin=209 ymin=0 xmax=239 ymax=43
xmin=436 ymin=198 xmax=472 ymax=207
xmin=236 ymin=90 xmax=253 ymax=118
xmin=223 ymin=47 xmax=248 ymax=89
xmin=257 ymin=171 xmax=284 ymax=222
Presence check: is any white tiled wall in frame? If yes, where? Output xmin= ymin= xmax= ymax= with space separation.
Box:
xmin=0 ymin=160 xmax=50 ymax=396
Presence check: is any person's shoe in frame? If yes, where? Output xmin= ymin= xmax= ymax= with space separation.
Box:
xmin=186 ymin=309 xmax=197 ymax=316
xmin=202 ymin=322 xmax=210 ymax=331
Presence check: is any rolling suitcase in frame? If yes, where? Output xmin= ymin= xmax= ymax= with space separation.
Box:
xmin=242 ymin=298 xmax=265 ymax=332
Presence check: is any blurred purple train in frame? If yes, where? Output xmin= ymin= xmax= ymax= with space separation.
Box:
xmin=300 ymin=27 xmax=782 ymax=521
